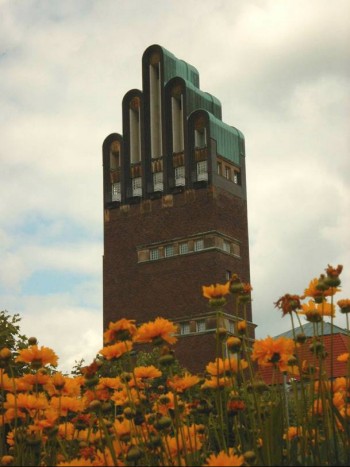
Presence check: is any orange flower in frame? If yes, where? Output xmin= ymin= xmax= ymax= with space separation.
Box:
xmin=298 ymin=300 xmax=335 ymax=320
xmin=206 ymin=357 xmax=248 ymax=376
xmin=99 ymin=340 xmax=133 ymax=360
xmin=16 ymin=345 xmax=58 ymax=367
xmin=202 ymin=282 xmax=230 ymax=300
xmin=167 ymin=373 xmax=201 ymax=392
xmin=5 ymin=392 xmax=48 ymax=414
xmin=134 ymin=317 xmax=177 ymax=345
xmin=274 ymin=294 xmax=301 ymax=316
xmin=325 ymin=264 xmax=343 ymax=278
xmin=236 ymin=320 xmax=247 ymax=335
xmin=103 ymin=318 xmax=137 ymax=344
xmin=204 ymin=449 xmax=244 ymax=466
xmin=337 ymin=353 xmax=349 ymax=363
xmin=51 ymin=396 xmax=85 ymax=416
xmin=252 ymin=336 xmax=295 ymax=372
xmin=201 ymin=377 xmax=232 ymax=389
xmin=302 ymin=278 xmax=339 ymax=301
xmin=133 ymin=365 xmax=162 ymax=380
xmin=20 ymin=371 xmax=50 ymax=387
xmin=284 ymin=426 xmax=303 ymax=441
xmin=337 ymin=299 xmax=350 ymax=313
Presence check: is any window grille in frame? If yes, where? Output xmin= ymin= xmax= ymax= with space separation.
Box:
xmin=175 ymin=166 xmax=185 ymax=186
xmin=153 ymin=172 xmax=163 ymax=191
xmin=179 ymin=242 xmax=188 ymax=255
xmin=165 ymin=245 xmax=174 ymax=257
xmin=150 ymin=248 xmax=159 ymax=261
xmin=112 ymin=183 xmax=121 ymax=202
xmin=132 ymin=177 xmax=142 ymax=197
xmin=194 ymin=239 xmax=204 ymax=251
xmin=197 ymin=161 xmax=208 ymax=181
xmin=196 ymin=320 xmax=206 ymax=332
xmin=223 ymin=240 xmax=231 ymax=253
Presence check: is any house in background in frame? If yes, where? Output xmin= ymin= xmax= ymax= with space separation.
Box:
xmin=258 ymin=322 xmax=349 ymax=385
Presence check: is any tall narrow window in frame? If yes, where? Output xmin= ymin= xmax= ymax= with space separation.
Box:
xmin=197 ymin=160 xmax=208 ymax=181
xmin=195 ymin=127 xmax=207 ymax=148
xmin=175 ymin=166 xmax=185 ymax=186
xmin=171 ymin=94 xmax=184 ymax=153
xmin=110 ymin=141 xmax=121 ymax=202
xmin=130 ymin=97 xmax=141 ymax=163
xmin=153 ymin=172 xmax=163 ymax=192
xmin=112 ymin=183 xmax=121 ymax=202
xmin=132 ymin=177 xmax=142 ymax=197
xmin=225 ymin=166 xmax=231 ymax=180
xmin=150 ymin=61 xmax=162 ymax=158
xmin=165 ymin=245 xmax=174 ymax=257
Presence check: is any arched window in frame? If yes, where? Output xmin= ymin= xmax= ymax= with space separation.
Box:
xmin=129 ymin=97 xmax=141 ymax=164
xmin=149 ymin=53 xmax=162 ymax=158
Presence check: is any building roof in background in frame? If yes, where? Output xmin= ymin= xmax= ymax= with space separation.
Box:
xmin=275 ymin=321 xmax=348 ymax=339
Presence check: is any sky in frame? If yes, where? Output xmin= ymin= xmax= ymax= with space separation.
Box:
xmin=1 ymin=0 xmax=349 ymax=373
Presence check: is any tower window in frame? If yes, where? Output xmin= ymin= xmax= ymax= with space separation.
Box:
xmin=217 ymin=162 xmax=222 ymax=176
xmin=196 ymin=320 xmax=206 ymax=332
xmin=153 ymin=172 xmax=163 ymax=192
xmin=165 ymin=245 xmax=174 ymax=257
xmin=197 ymin=161 xmax=208 ymax=181
xmin=175 ymin=166 xmax=185 ymax=186
xmin=112 ymin=183 xmax=121 ymax=202
xmin=132 ymin=177 xmax=142 ymax=197
xmin=150 ymin=248 xmax=160 ymax=261
xmin=194 ymin=239 xmax=204 ymax=251
xmin=179 ymin=242 xmax=189 ymax=255
xmin=223 ymin=240 xmax=231 ymax=253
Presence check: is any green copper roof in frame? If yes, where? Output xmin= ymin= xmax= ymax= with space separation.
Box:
xmin=158 ymin=46 xmax=200 ymax=87
xmin=207 ymin=113 xmax=245 ymax=165
xmin=167 ymin=77 xmax=222 ymax=119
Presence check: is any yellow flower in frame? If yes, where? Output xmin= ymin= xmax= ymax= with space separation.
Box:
xmin=103 ymin=318 xmax=137 ymax=344
xmin=99 ymin=340 xmax=133 ymax=360
xmin=133 ymin=365 xmax=162 ymax=380
xmin=167 ymin=373 xmax=201 ymax=392
xmin=302 ymin=278 xmax=339 ymax=300
xmin=252 ymin=336 xmax=295 ymax=372
xmin=206 ymin=357 xmax=248 ymax=377
xmin=202 ymin=282 xmax=230 ymax=300
xmin=337 ymin=299 xmax=350 ymax=313
xmin=201 ymin=377 xmax=232 ymax=389
xmin=337 ymin=352 xmax=349 ymax=363
xmin=298 ymin=300 xmax=335 ymax=320
xmin=134 ymin=317 xmax=177 ymax=345
xmin=16 ymin=345 xmax=58 ymax=367
xmin=204 ymin=449 xmax=244 ymax=466
xmin=284 ymin=426 xmax=303 ymax=441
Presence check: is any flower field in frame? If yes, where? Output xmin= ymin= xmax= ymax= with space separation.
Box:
xmin=0 ymin=265 xmax=349 ymax=466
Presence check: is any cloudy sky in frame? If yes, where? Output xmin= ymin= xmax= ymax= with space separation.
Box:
xmin=1 ymin=0 xmax=349 ymax=372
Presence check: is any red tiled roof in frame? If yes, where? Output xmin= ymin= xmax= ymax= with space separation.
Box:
xmin=257 ymin=333 xmax=349 ymax=385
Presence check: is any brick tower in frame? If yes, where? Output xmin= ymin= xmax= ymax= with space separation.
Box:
xmin=102 ymin=44 xmax=255 ymax=371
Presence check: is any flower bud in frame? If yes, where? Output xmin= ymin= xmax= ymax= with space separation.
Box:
xmin=126 ymin=446 xmax=143 ymax=462
xmin=28 ymin=337 xmax=38 ymax=345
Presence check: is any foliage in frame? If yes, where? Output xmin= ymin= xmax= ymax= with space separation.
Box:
xmin=0 ymin=265 xmax=349 ymax=466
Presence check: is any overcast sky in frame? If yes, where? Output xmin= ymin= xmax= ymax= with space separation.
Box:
xmin=1 ymin=0 xmax=349 ymax=372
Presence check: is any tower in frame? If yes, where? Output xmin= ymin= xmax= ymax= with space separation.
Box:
xmin=102 ymin=45 xmax=255 ymax=371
